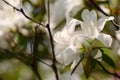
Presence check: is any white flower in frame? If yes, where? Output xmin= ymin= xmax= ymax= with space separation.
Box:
xmin=54 ymin=18 xmax=81 ymax=65
xmin=48 ymin=0 xmax=84 ymax=30
xmin=79 ymin=9 xmax=114 ymax=47
xmin=54 ymin=9 xmax=114 ymax=68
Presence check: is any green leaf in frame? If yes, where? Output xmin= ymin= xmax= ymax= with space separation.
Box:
xmin=92 ymin=59 xmax=97 ymax=69
xmin=84 ymin=57 xmax=95 ymax=78
xmin=102 ymin=51 xmax=116 ymax=69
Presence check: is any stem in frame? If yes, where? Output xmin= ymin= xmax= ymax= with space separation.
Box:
xmin=89 ymin=0 xmax=108 ymax=16
xmin=46 ymin=0 xmax=59 ymax=80
xmin=46 ymin=24 xmax=59 ymax=80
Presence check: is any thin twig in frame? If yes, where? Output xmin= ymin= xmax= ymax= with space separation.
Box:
xmin=2 ymin=0 xmax=45 ymax=27
xmin=47 ymin=0 xmax=50 ymax=26
xmin=46 ymin=0 xmax=59 ymax=80
xmin=97 ymin=61 xmax=120 ymax=78
xmin=71 ymin=56 xmax=84 ymax=75
xmin=46 ymin=24 xmax=59 ymax=80
xmin=90 ymin=0 xmax=108 ymax=16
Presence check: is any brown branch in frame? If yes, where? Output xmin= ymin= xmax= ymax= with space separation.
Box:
xmin=46 ymin=24 xmax=59 ymax=80
xmin=89 ymin=0 xmax=109 ymax=16
xmin=46 ymin=0 xmax=59 ymax=79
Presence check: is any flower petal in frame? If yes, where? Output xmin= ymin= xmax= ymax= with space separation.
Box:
xmin=72 ymin=34 xmax=92 ymax=52
xmin=80 ymin=21 xmax=99 ymax=38
xmin=81 ymin=9 xmax=90 ymax=22
xmin=80 ymin=9 xmax=99 ymax=37
xmin=82 ymin=9 xmax=97 ymax=22
xmin=97 ymin=16 xmax=114 ymax=32
xmin=70 ymin=57 xmax=80 ymax=70
xmin=54 ymin=30 xmax=71 ymax=45
xmin=56 ymin=47 xmax=77 ymax=65
xmin=71 ymin=57 xmax=83 ymax=74
xmin=54 ymin=31 xmax=65 ymax=45
xmin=97 ymin=33 xmax=112 ymax=47
xmin=65 ymin=18 xmax=81 ymax=33
xmin=54 ymin=18 xmax=81 ymax=45
xmin=89 ymin=10 xmax=97 ymax=22
xmin=116 ymin=30 xmax=120 ymax=41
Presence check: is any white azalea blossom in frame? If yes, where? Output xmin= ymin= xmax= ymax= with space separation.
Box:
xmin=54 ymin=9 xmax=114 ymax=68
xmin=48 ymin=0 xmax=84 ymax=30
xmin=79 ymin=9 xmax=114 ymax=47
xmin=54 ymin=18 xmax=81 ymax=65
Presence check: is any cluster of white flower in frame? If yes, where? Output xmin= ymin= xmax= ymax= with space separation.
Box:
xmin=54 ymin=9 xmax=114 ymax=68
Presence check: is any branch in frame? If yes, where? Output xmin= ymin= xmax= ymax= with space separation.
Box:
xmin=89 ymin=0 xmax=108 ymax=16
xmin=97 ymin=61 xmax=120 ymax=78
xmin=46 ymin=0 xmax=59 ymax=79
xmin=46 ymin=24 xmax=59 ymax=80
xmin=2 ymin=0 xmax=45 ymax=27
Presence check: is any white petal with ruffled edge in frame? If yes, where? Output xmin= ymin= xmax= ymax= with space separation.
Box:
xmin=54 ymin=18 xmax=81 ymax=45
xmin=56 ymin=46 xmax=77 ymax=65
xmin=65 ymin=18 xmax=81 ymax=34
xmin=97 ymin=33 xmax=112 ymax=47
xmin=54 ymin=30 xmax=71 ymax=45
xmin=97 ymin=16 xmax=114 ymax=32
xmin=82 ymin=9 xmax=97 ymax=22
